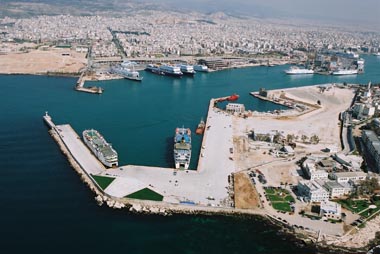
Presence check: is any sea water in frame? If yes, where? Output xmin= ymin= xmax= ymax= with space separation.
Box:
xmin=0 ymin=55 xmax=379 ymax=253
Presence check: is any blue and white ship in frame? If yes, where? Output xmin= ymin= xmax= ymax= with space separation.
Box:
xmin=174 ymin=127 xmax=191 ymax=169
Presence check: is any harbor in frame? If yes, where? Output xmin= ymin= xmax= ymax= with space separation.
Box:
xmin=42 ymin=83 xmax=351 ymax=228
xmin=43 ymin=94 xmax=236 ymax=207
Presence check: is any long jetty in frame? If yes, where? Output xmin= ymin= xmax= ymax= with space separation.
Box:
xmin=75 ymin=72 xmax=103 ymax=94
xmin=42 ymin=108 xmax=244 ymax=214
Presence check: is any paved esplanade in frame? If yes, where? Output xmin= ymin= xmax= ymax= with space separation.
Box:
xmin=104 ymin=106 xmax=235 ymax=207
xmin=57 ymin=124 xmax=105 ymax=175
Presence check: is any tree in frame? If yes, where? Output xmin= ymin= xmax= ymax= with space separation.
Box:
xmin=273 ymin=133 xmax=282 ymax=144
xmin=286 ymin=134 xmax=294 ymax=143
xmin=301 ymin=135 xmax=308 ymax=143
xmin=358 ymin=178 xmax=380 ymax=196
xmin=310 ymin=134 xmax=320 ymax=144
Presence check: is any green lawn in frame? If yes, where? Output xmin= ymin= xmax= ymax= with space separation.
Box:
xmin=265 ymin=188 xmax=294 ymax=212
xmin=338 ymin=199 xmax=370 ymax=214
xmin=126 ymin=188 xmax=163 ymax=201
xmin=284 ymin=195 xmax=295 ymax=202
xmin=267 ymin=195 xmax=283 ymax=202
xmin=272 ymin=202 xmax=292 ymax=212
xmin=91 ymin=175 xmax=115 ymax=190
xmin=358 ymin=201 xmax=380 ymax=218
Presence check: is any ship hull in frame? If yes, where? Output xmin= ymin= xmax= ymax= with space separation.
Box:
xmin=123 ymin=76 xmax=143 ymax=81
xmin=145 ymin=67 xmax=165 ymax=75
xmin=163 ymin=72 xmax=183 ymax=77
xmin=181 ymin=71 xmax=195 ymax=76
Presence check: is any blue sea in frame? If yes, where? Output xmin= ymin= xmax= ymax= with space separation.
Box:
xmin=1 ymin=55 xmax=379 ymax=253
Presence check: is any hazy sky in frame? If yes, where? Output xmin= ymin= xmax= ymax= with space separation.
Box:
xmin=155 ymin=0 xmax=380 ymax=27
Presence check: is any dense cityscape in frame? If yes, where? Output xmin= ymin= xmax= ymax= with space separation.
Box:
xmin=1 ymin=11 xmax=380 ymax=60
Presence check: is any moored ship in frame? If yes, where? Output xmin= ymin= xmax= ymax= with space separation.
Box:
xmin=83 ymin=129 xmax=118 ymax=168
xmin=332 ymin=69 xmax=358 ymax=75
xmin=285 ymin=66 xmax=314 ymax=75
xmin=195 ymin=118 xmax=205 ymax=135
xmin=160 ymin=64 xmax=183 ymax=77
xmin=174 ymin=127 xmax=191 ymax=169
xmin=145 ymin=64 xmax=165 ymax=75
xmin=193 ymin=64 xmax=209 ymax=72
xmin=179 ymin=64 xmax=196 ymax=75
xmin=227 ymin=94 xmax=239 ymax=101
xmin=111 ymin=65 xmax=142 ymax=81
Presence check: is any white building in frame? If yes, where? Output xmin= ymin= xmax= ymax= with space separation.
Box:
xmin=302 ymin=159 xmax=328 ymax=180
xmin=331 ymin=171 xmax=367 ymax=184
xmin=226 ymin=103 xmax=245 ymax=114
xmin=298 ymin=180 xmax=329 ymax=202
xmin=320 ymin=201 xmax=342 ymax=220
xmin=322 ymin=180 xmax=352 ymax=198
xmin=282 ymin=145 xmax=295 ymax=155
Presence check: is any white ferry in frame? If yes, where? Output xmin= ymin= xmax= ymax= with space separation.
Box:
xmin=178 ymin=64 xmax=196 ymax=75
xmin=111 ymin=64 xmax=142 ymax=81
xmin=285 ymin=66 xmax=314 ymax=75
xmin=159 ymin=64 xmax=183 ymax=77
xmin=193 ymin=65 xmax=209 ymax=72
xmin=332 ymin=69 xmax=358 ymax=75
xmin=83 ymin=129 xmax=118 ymax=168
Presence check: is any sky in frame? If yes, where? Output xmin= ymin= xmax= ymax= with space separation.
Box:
xmin=153 ymin=0 xmax=380 ymax=28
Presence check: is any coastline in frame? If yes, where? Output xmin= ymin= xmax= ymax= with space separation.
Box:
xmin=47 ymin=115 xmax=369 ymax=254
xmin=43 ymin=83 xmax=379 ymax=253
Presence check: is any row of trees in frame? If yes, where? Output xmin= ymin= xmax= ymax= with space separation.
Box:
xmin=285 ymin=134 xmax=320 ymax=144
xmin=252 ymin=132 xmax=320 ymax=145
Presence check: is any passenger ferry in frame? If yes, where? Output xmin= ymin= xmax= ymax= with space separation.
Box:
xmin=174 ymin=127 xmax=191 ymax=169
xmin=160 ymin=64 xmax=183 ymax=77
xmin=83 ymin=129 xmax=118 ymax=168
xmin=179 ymin=64 xmax=196 ymax=75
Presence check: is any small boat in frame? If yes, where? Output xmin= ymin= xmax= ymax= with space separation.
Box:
xmin=227 ymin=94 xmax=239 ymax=101
xmin=195 ymin=118 xmax=205 ymax=135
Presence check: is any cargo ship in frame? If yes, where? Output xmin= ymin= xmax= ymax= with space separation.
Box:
xmin=195 ymin=118 xmax=205 ymax=135
xmin=174 ymin=127 xmax=191 ymax=169
xmin=83 ymin=129 xmax=118 ymax=168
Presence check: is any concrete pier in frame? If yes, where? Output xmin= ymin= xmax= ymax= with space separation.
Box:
xmin=44 ymin=98 xmax=236 ymax=208
xmin=75 ymin=72 xmax=103 ymax=94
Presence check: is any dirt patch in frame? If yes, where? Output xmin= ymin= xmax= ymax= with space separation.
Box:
xmin=0 ymin=48 xmax=87 ymax=74
xmin=234 ymin=172 xmax=261 ymax=209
